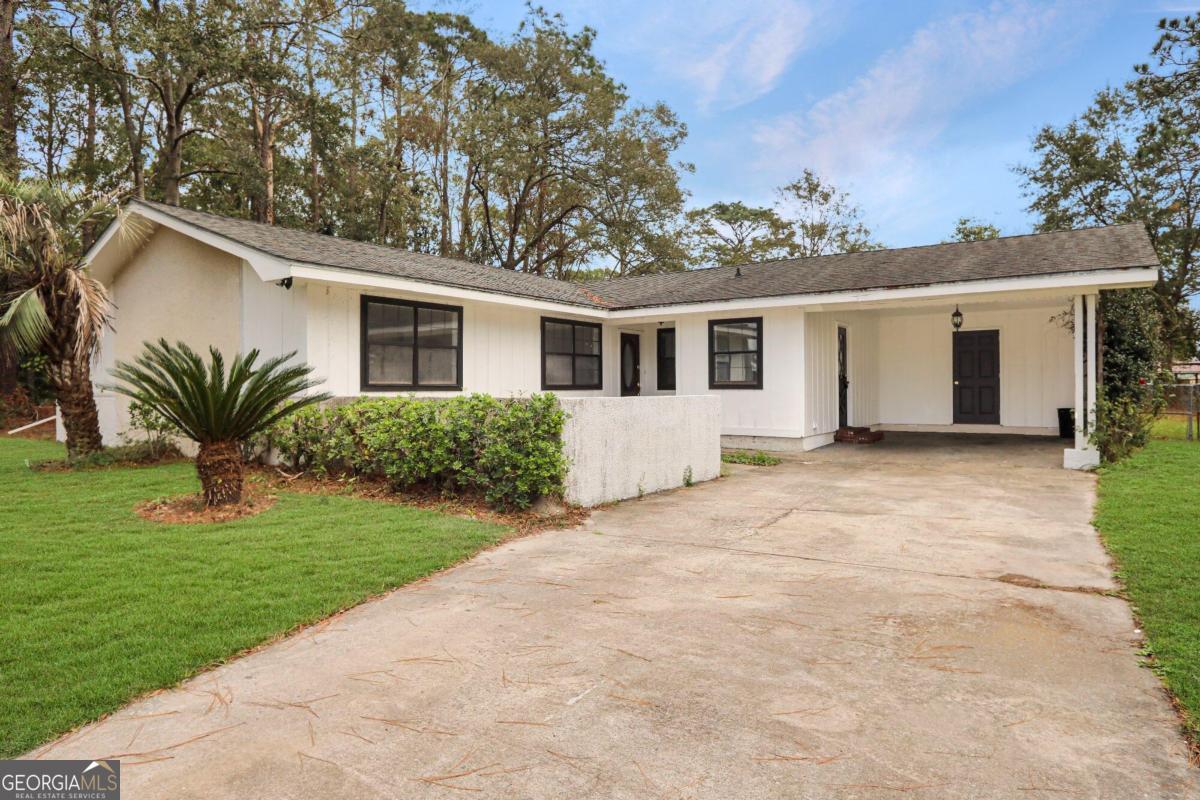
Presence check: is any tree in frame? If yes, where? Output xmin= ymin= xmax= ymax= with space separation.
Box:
xmin=685 ymin=201 xmax=795 ymax=267
xmin=0 ymin=179 xmax=118 ymax=456
xmin=776 ymin=169 xmax=881 ymax=256
xmin=109 ymin=339 xmax=328 ymax=506
xmin=1019 ymin=16 xmax=1200 ymax=360
xmin=947 ymin=216 xmax=1001 ymax=242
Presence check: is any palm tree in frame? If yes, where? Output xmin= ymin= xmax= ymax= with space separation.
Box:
xmin=0 ymin=179 xmax=125 ymax=456
xmin=108 ymin=339 xmax=330 ymax=506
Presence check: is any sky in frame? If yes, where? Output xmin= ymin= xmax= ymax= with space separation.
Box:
xmin=420 ymin=0 xmax=1187 ymax=249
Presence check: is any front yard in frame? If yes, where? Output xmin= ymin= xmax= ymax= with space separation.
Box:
xmin=0 ymin=437 xmax=508 ymax=758
xmin=1095 ymin=420 xmax=1200 ymax=742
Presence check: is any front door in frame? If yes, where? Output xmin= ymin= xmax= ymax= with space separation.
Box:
xmin=953 ymin=330 xmax=1000 ymax=424
xmin=620 ymin=332 xmax=640 ymax=396
xmin=837 ymin=325 xmax=849 ymax=428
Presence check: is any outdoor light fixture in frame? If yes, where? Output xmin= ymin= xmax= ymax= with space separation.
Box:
xmin=951 ymin=305 xmax=963 ymax=330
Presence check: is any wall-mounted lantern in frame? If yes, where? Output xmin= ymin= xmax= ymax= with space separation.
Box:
xmin=951 ymin=305 xmax=963 ymax=331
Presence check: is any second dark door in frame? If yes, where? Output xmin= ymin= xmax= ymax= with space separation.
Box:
xmin=953 ymin=330 xmax=1000 ymax=424
xmin=620 ymin=332 xmax=641 ymax=396
xmin=837 ymin=325 xmax=848 ymax=428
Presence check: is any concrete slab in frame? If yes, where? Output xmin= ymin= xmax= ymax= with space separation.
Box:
xmin=32 ymin=433 xmax=1197 ymax=798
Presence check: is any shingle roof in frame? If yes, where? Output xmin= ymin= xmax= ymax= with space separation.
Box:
xmin=132 ymin=200 xmax=609 ymax=308
xmin=132 ymin=200 xmax=1158 ymax=311
xmin=588 ymin=223 xmax=1160 ymax=309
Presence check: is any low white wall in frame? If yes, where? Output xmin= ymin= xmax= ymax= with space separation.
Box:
xmin=560 ymin=395 xmax=721 ymax=507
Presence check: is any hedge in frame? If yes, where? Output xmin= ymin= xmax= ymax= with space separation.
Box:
xmin=265 ymin=394 xmax=566 ymax=509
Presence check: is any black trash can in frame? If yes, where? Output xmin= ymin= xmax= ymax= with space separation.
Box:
xmin=1057 ymin=407 xmax=1074 ymax=439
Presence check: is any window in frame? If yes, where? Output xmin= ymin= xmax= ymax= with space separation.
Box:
xmin=709 ymin=317 xmax=762 ymax=389
xmin=657 ymin=328 xmax=676 ymax=391
xmin=361 ymin=296 xmax=462 ymax=390
xmin=542 ymin=317 xmax=602 ymax=390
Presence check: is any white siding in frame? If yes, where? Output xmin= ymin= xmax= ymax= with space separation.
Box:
xmin=877 ymin=304 xmax=1072 ymax=430
xmin=804 ymin=310 xmax=880 ymax=437
xmin=303 ymin=281 xmax=611 ymax=398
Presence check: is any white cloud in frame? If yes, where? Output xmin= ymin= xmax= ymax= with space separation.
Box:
xmin=597 ymin=0 xmax=824 ymax=111
xmin=752 ymin=0 xmax=1108 ymax=237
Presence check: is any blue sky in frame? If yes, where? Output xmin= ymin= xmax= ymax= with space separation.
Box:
xmin=429 ymin=0 xmax=1184 ymax=248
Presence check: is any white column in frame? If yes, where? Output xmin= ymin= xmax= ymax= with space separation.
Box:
xmin=1073 ymin=294 xmax=1085 ymax=451
xmin=1085 ymin=292 xmax=1098 ymax=443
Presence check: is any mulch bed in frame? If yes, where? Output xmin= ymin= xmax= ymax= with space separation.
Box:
xmin=136 ymin=483 xmax=278 ymax=524
xmin=253 ymin=465 xmax=589 ymax=535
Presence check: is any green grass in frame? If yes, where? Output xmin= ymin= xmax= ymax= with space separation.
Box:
xmin=1095 ymin=419 xmax=1200 ymax=739
xmin=0 ymin=437 xmax=507 ymax=757
xmin=721 ymin=450 xmax=783 ymax=466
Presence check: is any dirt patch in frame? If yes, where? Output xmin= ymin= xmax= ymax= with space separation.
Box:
xmin=136 ymin=488 xmax=278 ymax=524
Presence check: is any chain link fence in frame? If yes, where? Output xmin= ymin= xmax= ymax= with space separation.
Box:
xmin=1164 ymin=383 xmax=1199 ymax=441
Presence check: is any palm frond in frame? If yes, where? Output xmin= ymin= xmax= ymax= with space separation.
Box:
xmin=0 ymin=287 xmax=50 ymax=355
xmin=107 ymin=339 xmax=331 ymax=445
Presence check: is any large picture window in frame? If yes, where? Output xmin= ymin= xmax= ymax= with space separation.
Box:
xmin=657 ymin=328 xmax=676 ymax=391
xmin=542 ymin=317 xmax=602 ymax=390
xmin=709 ymin=317 xmax=762 ymax=389
xmin=361 ymin=296 xmax=462 ymax=390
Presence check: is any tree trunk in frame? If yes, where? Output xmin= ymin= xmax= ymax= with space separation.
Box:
xmin=0 ymin=347 xmax=17 ymax=395
xmin=0 ymin=0 xmax=17 ymax=177
xmin=196 ymin=439 xmax=244 ymax=506
xmin=54 ymin=359 xmax=103 ymax=458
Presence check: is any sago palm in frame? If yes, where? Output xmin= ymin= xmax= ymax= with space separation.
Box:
xmin=109 ymin=339 xmax=330 ymax=506
xmin=0 ymin=179 xmax=130 ymax=456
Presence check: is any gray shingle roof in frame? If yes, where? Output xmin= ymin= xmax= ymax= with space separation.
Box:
xmin=133 ymin=200 xmax=1158 ymax=311
xmin=132 ymin=200 xmax=610 ymax=308
xmin=588 ymin=223 xmax=1160 ymax=309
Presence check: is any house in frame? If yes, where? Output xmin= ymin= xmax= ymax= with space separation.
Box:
xmin=84 ymin=200 xmax=1160 ymax=470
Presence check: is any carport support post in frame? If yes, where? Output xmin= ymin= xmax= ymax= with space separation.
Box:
xmin=1086 ymin=293 xmax=1098 ymax=439
xmin=1073 ymin=294 xmax=1085 ymax=451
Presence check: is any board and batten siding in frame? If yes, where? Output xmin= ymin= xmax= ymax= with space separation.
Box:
xmin=302 ymin=281 xmax=611 ymax=398
xmin=877 ymin=304 xmax=1072 ymax=431
xmin=804 ymin=310 xmax=880 ymax=441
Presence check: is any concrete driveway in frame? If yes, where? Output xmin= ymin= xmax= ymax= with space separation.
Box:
xmin=37 ymin=434 xmax=1196 ymax=798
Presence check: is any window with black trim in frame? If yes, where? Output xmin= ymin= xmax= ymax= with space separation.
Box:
xmin=361 ymin=295 xmax=463 ymax=390
xmin=542 ymin=317 xmax=602 ymax=390
xmin=709 ymin=317 xmax=762 ymax=389
xmin=657 ymin=328 xmax=676 ymax=391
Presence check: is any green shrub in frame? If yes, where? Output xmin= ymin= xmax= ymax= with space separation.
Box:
xmin=265 ymin=394 xmax=566 ymax=509
xmin=1090 ymin=389 xmax=1162 ymax=463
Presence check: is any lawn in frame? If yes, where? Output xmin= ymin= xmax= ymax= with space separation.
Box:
xmin=0 ymin=436 xmax=508 ymax=758
xmin=1095 ymin=418 xmax=1200 ymax=740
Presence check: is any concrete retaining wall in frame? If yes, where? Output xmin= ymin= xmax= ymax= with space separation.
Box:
xmin=560 ymin=395 xmax=721 ymax=507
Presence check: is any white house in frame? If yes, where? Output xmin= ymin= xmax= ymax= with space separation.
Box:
xmin=84 ymin=200 xmax=1160 ymax=470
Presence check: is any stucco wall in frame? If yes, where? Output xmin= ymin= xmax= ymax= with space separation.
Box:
xmin=560 ymin=395 xmax=721 ymax=507
xmin=92 ymin=226 xmax=244 ymax=444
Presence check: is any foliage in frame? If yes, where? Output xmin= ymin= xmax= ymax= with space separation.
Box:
xmin=121 ymin=398 xmax=179 ymax=459
xmin=721 ymin=450 xmax=782 ymax=466
xmin=776 ymin=169 xmax=881 ymax=256
xmin=108 ymin=339 xmax=328 ymax=446
xmin=267 ymin=394 xmax=567 ymax=509
xmin=17 ymin=352 xmax=53 ymax=403
xmin=1089 ymin=390 xmax=1160 ymax=463
xmin=33 ymin=439 xmax=183 ymax=470
xmin=1018 ymin=13 xmax=1200 ymax=359
xmin=0 ymin=435 xmax=506 ymax=758
xmin=1101 ymin=288 xmax=1169 ymax=404
xmin=684 ymin=201 xmax=796 ymax=266
xmin=946 ymin=216 xmax=1001 ymax=242
xmin=1095 ymin=434 xmax=1200 ymax=740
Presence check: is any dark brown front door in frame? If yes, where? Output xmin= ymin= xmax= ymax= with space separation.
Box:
xmin=953 ymin=330 xmax=1000 ymax=424
xmin=620 ymin=332 xmax=640 ymax=396
xmin=837 ymin=326 xmax=848 ymax=428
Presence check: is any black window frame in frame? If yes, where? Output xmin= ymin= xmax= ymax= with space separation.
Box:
xmin=541 ymin=316 xmax=603 ymax=390
xmin=708 ymin=316 xmax=763 ymax=390
xmin=656 ymin=327 xmax=676 ymax=391
xmin=360 ymin=294 xmax=464 ymax=391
